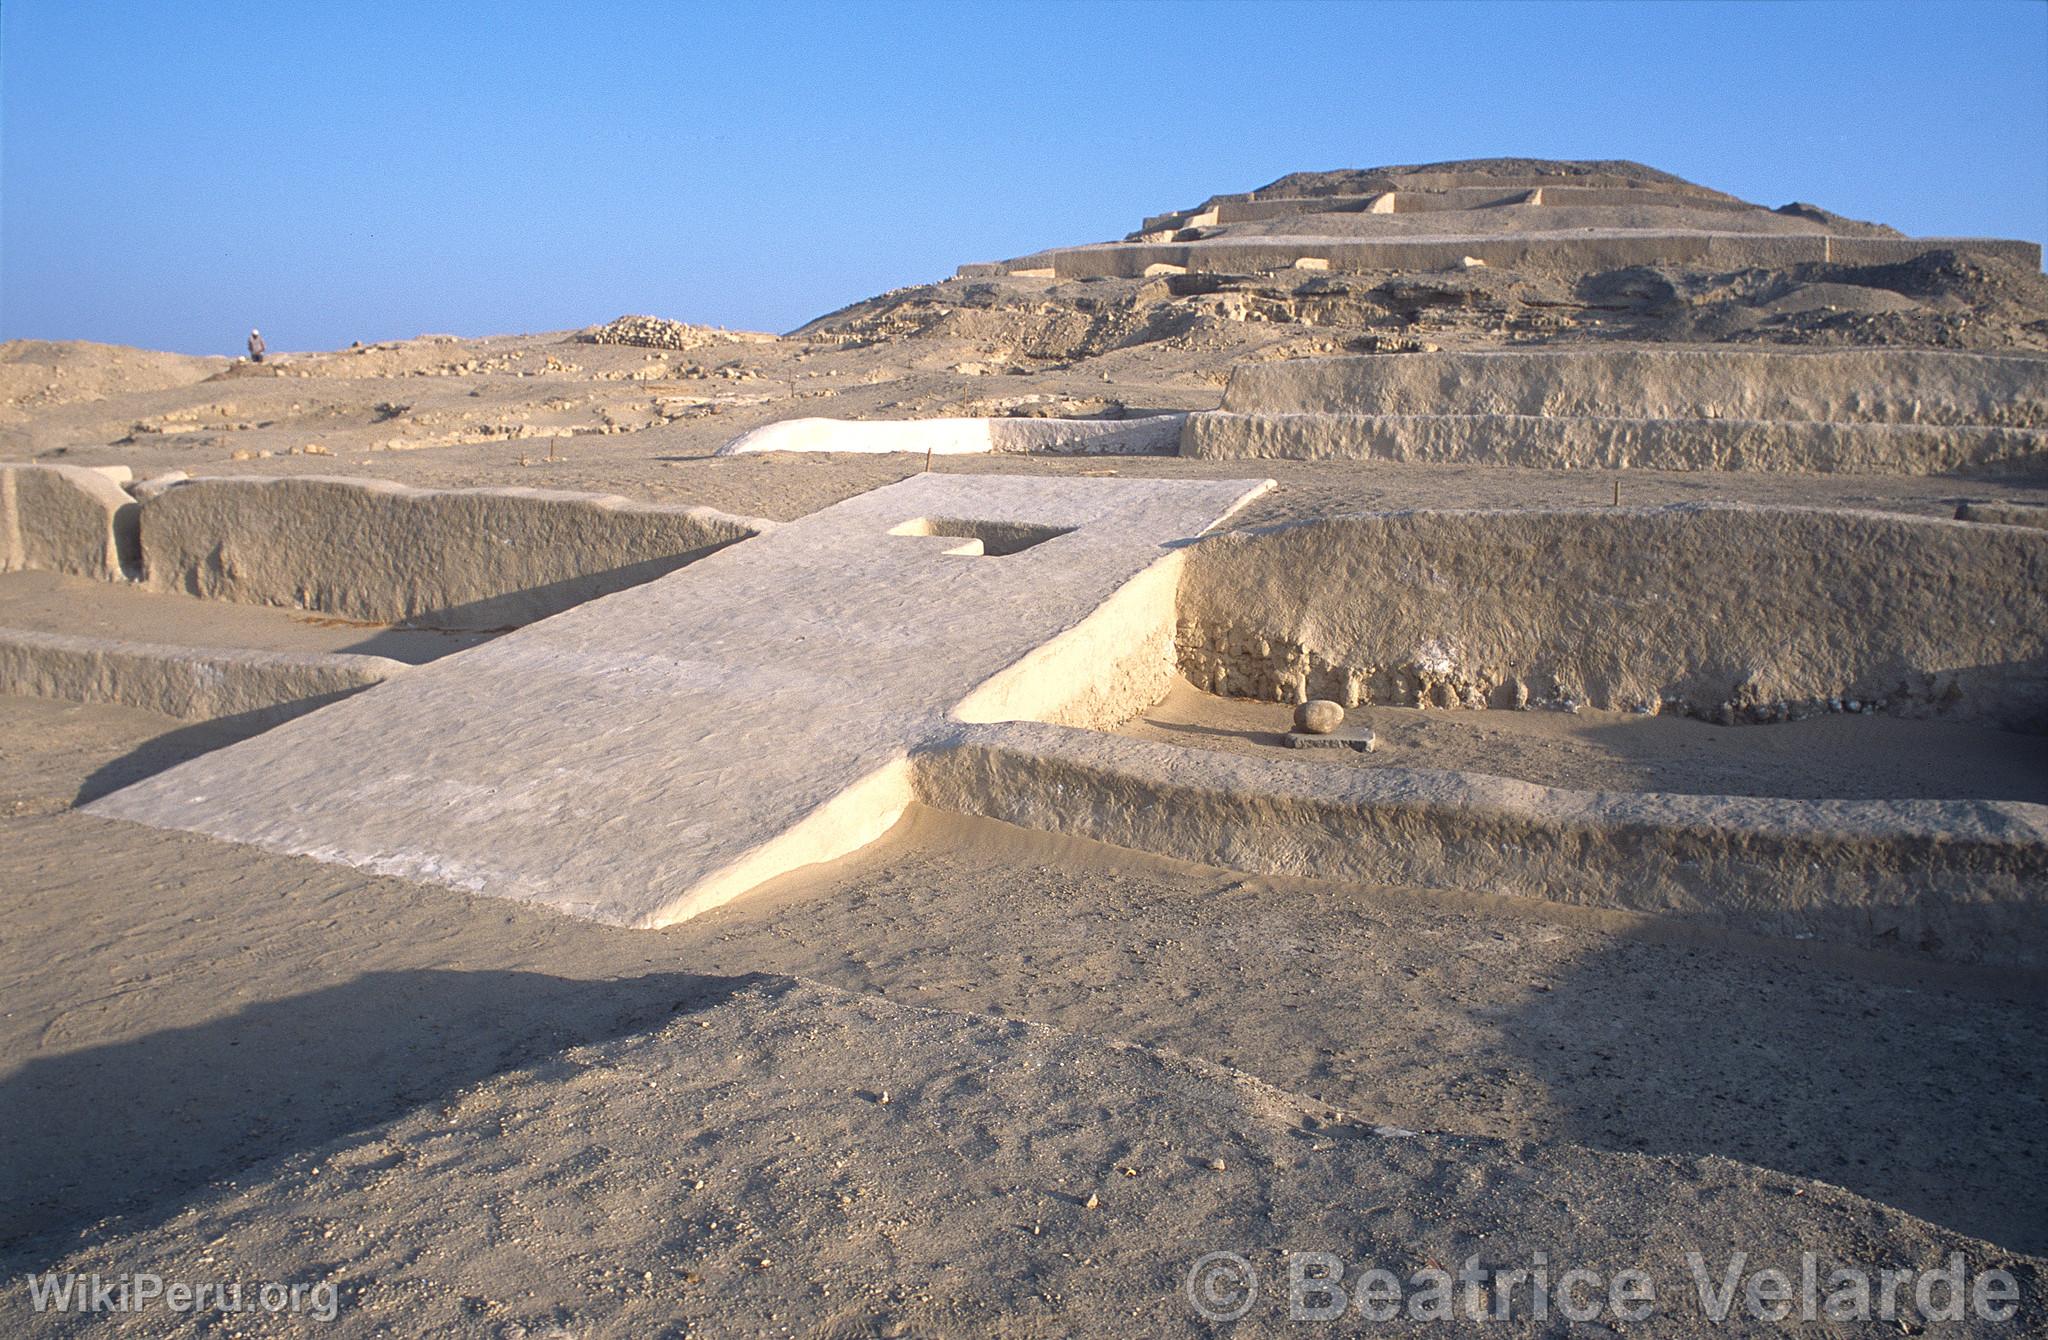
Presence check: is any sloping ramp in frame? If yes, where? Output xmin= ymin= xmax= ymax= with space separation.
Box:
xmin=87 ymin=474 xmax=1268 ymax=926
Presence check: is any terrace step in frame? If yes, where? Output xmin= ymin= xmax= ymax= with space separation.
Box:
xmin=968 ymin=232 xmax=2041 ymax=280
xmin=1182 ymin=412 xmax=2048 ymax=475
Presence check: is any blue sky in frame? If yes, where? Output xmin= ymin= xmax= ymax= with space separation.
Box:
xmin=4 ymin=0 xmax=2044 ymax=355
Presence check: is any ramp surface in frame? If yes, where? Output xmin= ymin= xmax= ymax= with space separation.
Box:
xmin=88 ymin=474 xmax=1268 ymax=925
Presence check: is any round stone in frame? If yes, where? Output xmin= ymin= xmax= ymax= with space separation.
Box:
xmin=1293 ymin=699 xmax=1345 ymax=735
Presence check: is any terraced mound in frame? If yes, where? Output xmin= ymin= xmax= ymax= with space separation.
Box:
xmin=803 ymin=159 xmax=2048 ymax=363
xmin=1010 ymin=158 xmax=2036 ymax=279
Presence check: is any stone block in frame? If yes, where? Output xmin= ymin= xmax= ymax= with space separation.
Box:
xmin=0 ymin=462 xmax=138 ymax=581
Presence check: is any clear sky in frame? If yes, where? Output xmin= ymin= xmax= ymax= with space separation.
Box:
xmin=3 ymin=0 xmax=2044 ymax=355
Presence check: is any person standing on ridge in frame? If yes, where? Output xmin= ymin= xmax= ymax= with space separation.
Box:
xmin=247 ymin=328 xmax=265 ymax=363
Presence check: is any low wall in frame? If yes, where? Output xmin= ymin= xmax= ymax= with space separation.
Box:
xmin=1217 ymin=171 xmax=1740 ymax=201
xmin=1032 ymin=233 xmax=1826 ymax=279
xmin=1219 ymin=349 xmax=2048 ymax=427
xmin=1826 ymin=235 xmax=2044 ymax=266
xmin=1957 ymin=501 xmax=2048 ymax=530
xmin=1175 ymin=504 xmax=2048 ymax=729
xmin=0 ymin=462 xmax=138 ymax=581
xmin=1181 ymin=412 xmax=2048 ymax=475
xmin=717 ymin=415 xmax=1185 ymax=457
xmin=720 ymin=418 xmax=1001 ymax=457
xmin=0 ymin=627 xmax=404 ymax=723
xmin=997 ymin=233 xmax=2041 ymax=280
xmin=136 ymin=475 xmax=769 ymax=629
xmin=1213 ymin=195 xmax=1384 ymax=223
xmin=1210 ymin=187 xmax=1756 ymax=222
xmin=1525 ymin=185 xmax=1754 ymax=213
xmin=917 ymin=721 xmax=2048 ymax=967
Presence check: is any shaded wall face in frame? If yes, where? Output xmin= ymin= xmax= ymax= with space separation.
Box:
xmin=0 ymin=463 xmax=138 ymax=581
xmin=135 ymin=477 xmax=765 ymax=629
xmin=1174 ymin=506 xmax=2048 ymax=728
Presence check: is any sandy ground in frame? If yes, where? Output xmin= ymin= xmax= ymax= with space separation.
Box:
xmin=2 ymin=694 xmax=2043 ymax=1312
xmin=0 ymin=571 xmax=490 ymax=664
xmin=0 ymin=329 xmax=1225 ymax=470
xmin=10 ymin=976 xmax=2041 ymax=1338
xmin=1123 ymin=679 xmax=2048 ymax=803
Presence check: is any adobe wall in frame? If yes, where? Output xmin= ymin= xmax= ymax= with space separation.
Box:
xmin=920 ymin=720 xmax=2048 ymax=967
xmin=136 ymin=475 xmax=769 ymax=629
xmin=717 ymin=414 xmax=1185 ymax=457
xmin=1174 ymin=504 xmax=2048 ymax=729
xmin=0 ymin=628 xmax=403 ymax=723
xmin=993 ymin=233 xmax=2040 ymax=280
xmin=1957 ymin=501 xmax=2048 ymax=529
xmin=0 ymin=462 xmax=139 ymax=581
xmin=1217 ymin=349 xmax=2048 ymax=427
xmin=1209 ymin=186 xmax=1756 ymax=223
xmin=1181 ymin=412 xmax=2048 ymax=475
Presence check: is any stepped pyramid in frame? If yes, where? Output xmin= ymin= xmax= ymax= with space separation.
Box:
xmin=964 ymin=158 xmax=2039 ymax=281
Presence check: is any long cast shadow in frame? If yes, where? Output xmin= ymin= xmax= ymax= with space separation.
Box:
xmin=0 ymin=968 xmax=778 ymax=1265
xmin=361 ymin=541 xmax=752 ymax=634
xmin=71 ymin=696 xmax=366 ymax=805
xmin=1482 ymin=926 xmax=2048 ymax=1255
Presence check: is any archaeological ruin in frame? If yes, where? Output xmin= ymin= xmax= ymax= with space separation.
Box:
xmin=4 ymin=156 xmax=2045 ymax=1335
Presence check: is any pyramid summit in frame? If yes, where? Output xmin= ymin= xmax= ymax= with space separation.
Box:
xmin=965 ymin=157 xmax=2037 ymax=282
xmin=788 ymin=156 xmax=2046 ymax=366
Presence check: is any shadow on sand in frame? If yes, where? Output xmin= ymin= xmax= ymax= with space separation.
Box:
xmin=1479 ymin=923 xmax=2048 ymax=1255
xmin=70 ymin=699 xmax=357 ymax=805
xmin=0 ymin=968 xmax=780 ymax=1264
